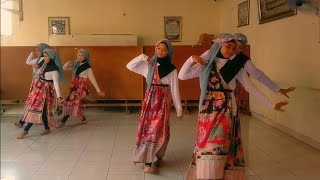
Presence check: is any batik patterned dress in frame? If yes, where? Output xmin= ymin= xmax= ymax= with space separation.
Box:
xmin=186 ymin=62 xmax=245 ymax=180
xmin=134 ymin=67 xmax=172 ymax=163
xmin=22 ymin=67 xmax=57 ymax=127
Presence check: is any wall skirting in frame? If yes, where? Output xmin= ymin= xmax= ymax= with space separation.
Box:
xmin=252 ymin=112 xmax=320 ymax=150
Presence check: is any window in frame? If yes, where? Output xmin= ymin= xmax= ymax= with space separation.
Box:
xmin=1 ymin=0 xmax=13 ymax=36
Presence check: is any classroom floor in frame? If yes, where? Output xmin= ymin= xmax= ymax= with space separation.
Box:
xmin=1 ymin=106 xmax=320 ymax=180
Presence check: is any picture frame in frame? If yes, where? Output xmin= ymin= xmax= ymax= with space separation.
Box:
xmin=238 ymin=0 xmax=250 ymax=27
xmin=257 ymin=0 xmax=296 ymax=24
xmin=48 ymin=17 xmax=70 ymax=35
xmin=164 ymin=16 xmax=182 ymax=42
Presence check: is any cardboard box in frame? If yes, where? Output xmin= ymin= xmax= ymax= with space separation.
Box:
xmin=197 ymin=33 xmax=214 ymax=45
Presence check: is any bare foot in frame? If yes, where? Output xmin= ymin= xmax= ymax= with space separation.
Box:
xmin=17 ymin=131 xmax=28 ymax=139
xmin=56 ymin=122 xmax=65 ymax=128
xmin=40 ymin=129 xmax=50 ymax=136
xmin=153 ymin=158 xmax=163 ymax=167
xmin=13 ymin=122 xmax=23 ymax=128
xmin=144 ymin=165 xmax=155 ymax=173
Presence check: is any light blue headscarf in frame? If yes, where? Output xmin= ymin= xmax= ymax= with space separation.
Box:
xmin=72 ymin=49 xmax=91 ymax=80
xmin=234 ymin=33 xmax=248 ymax=47
xmin=36 ymin=43 xmax=50 ymax=57
xmin=43 ymin=49 xmax=66 ymax=84
xmin=146 ymin=39 xmax=173 ymax=89
xmin=199 ymin=33 xmax=235 ymax=107
xmin=33 ymin=43 xmax=50 ymax=76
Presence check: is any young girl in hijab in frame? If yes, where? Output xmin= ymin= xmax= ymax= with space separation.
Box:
xmin=232 ymin=33 xmax=295 ymax=110
xmin=17 ymin=49 xmax=65 ymax=139
xmin=56 ymin=49 xmax=105 ymax=128
xmin=178 ymin=33 xmax=289 ymax=180
xmin=126 ymin=39 xmax=183 ymax=173
xmin=13 ymin=43 xmax=50 ymax=128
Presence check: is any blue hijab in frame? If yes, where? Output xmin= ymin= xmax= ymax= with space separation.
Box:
xmin=36 ymin=43 xmax=50 ymax=57
xmin=146 ymin=39 xmax=173 ymax=89
xmin=72 ymin=49 xmax=91 ymax=80
xmin=42 ymin=49 xmax=66 ymax=83
xmin=199 ymin=33 xmax=235 ymax=107
xmin=234 ymin=33 xmax=248 ymax=47
xmin=33 ymin=43 xmax=50 ymax=76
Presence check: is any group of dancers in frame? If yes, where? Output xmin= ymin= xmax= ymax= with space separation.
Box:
xmin=13 ymin=33 xmax=295 ymax=179
xmin=14 ymin=46 xmax=105 ymax=139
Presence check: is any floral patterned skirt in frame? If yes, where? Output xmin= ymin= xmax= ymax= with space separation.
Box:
xmin=22 ymin=79 xmax=56 ymax=127
xmin=133 ymin=85 xmax=171 ymax=164
xmin=187 ymin=91 xmax=245 ymax=180
xmin=62 ymin=77 xmax=89 ymax=120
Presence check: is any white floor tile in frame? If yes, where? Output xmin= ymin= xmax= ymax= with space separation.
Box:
xmin=69 ymin=173 xmax=107 ymax=180
xmin=31 ymin=174 xmax=69 ymax=180
xmin=80 ymin=150 xmax=112 ymax=162
xmin=35 ymin=161 xmax=77 ymax=175
xmin=16 ymin=149 xmax=53 ymax=162
xmin=0 ymin=111 xmax=319 ymax=180
xmin=47 ymin=150 xmax=81 ymax=161
xmin=107 ymin=174 xmax=144 ymax=180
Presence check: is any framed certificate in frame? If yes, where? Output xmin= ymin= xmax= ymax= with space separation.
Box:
xmin=164 ymin=16 xmax=182 ymax=42
xmin=48 ymin=17 xmax=70 ymax=35
xmin=238 ymin=0 xmax=249 ymax=27
xmin=257 ymin=0 xmax=296 ymax=24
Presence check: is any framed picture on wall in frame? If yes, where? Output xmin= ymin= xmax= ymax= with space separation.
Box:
xmin=257 ymin=0 xmax=296 ymax=24
xmin=238 ymin=0 xmax=249 ymax=27
xmin=164 ymin=16 xmax=182 ymax=42
xmin=48 ymin=17 xmax=70 ymax=35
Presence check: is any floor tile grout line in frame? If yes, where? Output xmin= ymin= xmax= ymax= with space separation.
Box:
xmin=2 ymin=113 xmax=320 ymax=180
xmin=252 ymin=141 xmax=301 ymax=179
xmin=105 ymin=118 xmax=121 ymax=179
xmin=9 ymin=125 xmax=42 ymax=161
xmin=66 ymin=124 xmax=97 ymax=180
xmin=31 ymin=126 xmax=72 ymax=177
xmin=277 ymin=160 xmax=303 ymax=180
xmin=9 ymin=124 xmax=53 ymax=177
xmin=168 ymin=143 xmax=185 ymax=179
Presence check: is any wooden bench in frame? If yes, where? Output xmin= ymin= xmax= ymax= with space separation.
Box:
xmin=0 ymin=99 xmax=143 ymax=114
xmin=0 ymin=99 xmax=202 ymax=114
